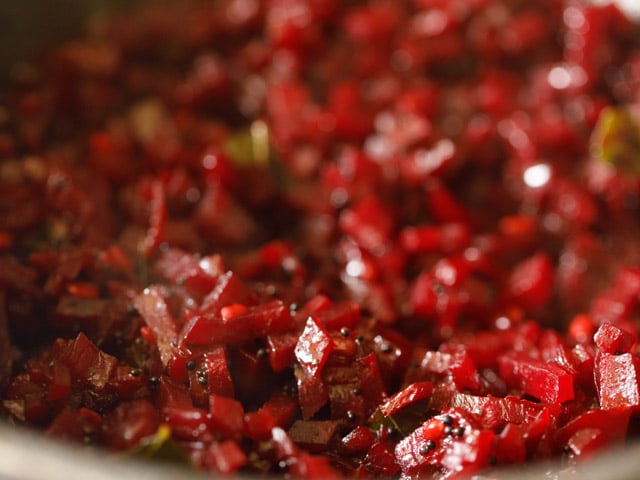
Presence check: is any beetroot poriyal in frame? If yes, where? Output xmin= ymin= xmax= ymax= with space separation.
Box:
xmin=1 ymin=0 xmax=640 ymax=478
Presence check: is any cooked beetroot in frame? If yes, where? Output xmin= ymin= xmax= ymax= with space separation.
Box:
xmin=1 ymin=0 xmax=640 ymax=478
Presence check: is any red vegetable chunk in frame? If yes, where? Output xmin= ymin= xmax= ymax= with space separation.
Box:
xmin=498 ymin=353 xmax=574 ymax=403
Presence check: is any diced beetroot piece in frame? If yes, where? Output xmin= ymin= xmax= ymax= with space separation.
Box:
xmin=590 ymin=289 xmax=638 ymax=326
xmin=594 ymin=323 xmax=635 ymax=354
xmin=267 ymin=331 xmax=298 ymax=372
xmin=47 ymin=362 xmax=71 ymax=401
xmin=364 ymin=441 xmax=401 ymax=477
xmin=140 ymin=179 xmax=166 ymax=258
xmin=613 ymin=267 xmax=640 ymax=298
xmin=209 ymin=394 xmax=244 ymax=442
xmin=45 ymin=408 xmax=100 ymax=443
xmin=296 ymin=365 xmax=329 ymax=419
xmin=379 ymin=382 xmax=433 ymax=417
xmin=493 ymin=423 xmax=526 ymax=464
xmin=317 ymin=300 xmax=361 ymax=331
xmin=166 ymin=346 xmax=194 ymax=384
xmin=155 ymin=374 xmax=191 ymax=407
xmin=200 ymin=271 xmax=257 ymax=312
xmin=595 ymin=352 xmax=640 ymax=410
xmin=289 ymin=452 xmax=342 ymax=480
xmin=52 ymin=296 xmax=107 ymax=330
xmin=153 ymin=248 xmax=220 ymax=297
xmin=271 ymin=426 xmax=299 ymax=461
xmin=357 ymin=353 xmax=387 ymax=414
xmin=295 ymin=316 xmax=334 ymax=377
xmin=4 ymin=373 xmax=49 ymax=423
xmin=328 ymin=387 xmax=367 ymax=426
xmin=399 ymin=223 xmax=470 ymax=255
xmin=163 ymin=405 xmax=211 ymax=441
xmin=431 ymin=382 xmax=556 ymax=426
xmin=208 ymin=440 xmax=247 ymax=474
xmin=418 ymin=348 xmax=481 ymax=391
xmin=243 ymin=394 xmax=299 ymax=440
xmin=229 ymin=347 xmax=275 ymax=405
xmin=395 ymin=409 xmax=491 ymax=478
xmin=538 ymin=331 xmax=577 ymax=375
xmin=179 ymin=312 xmax=223 ymax=346
xmin=424 ymin=180 xmax=470 ymax=224
xmin=133 ymin=286 xmax=178 ymax=365
xmin=523 ymin=408 xmax=554 ymax=452
xmin=294 ymin=294 xmax=333 ymax=325
xmin=370 ymin=326 xmax=413 ymax=389
xmin=433 ymin=256 xmax=471 ymax=288
xmin=566 ymin=428 xmax=607 ymax=457
xmin=571 ymin=343 xmax=596 ymax=389
xmin=440 ymin=429 xmax=494 ymax=475
xmin=502 ymin=252 xmax=554 ymax=311
xmin=103 ymin=399 xmax=161 ymax=451
xmin=555 ymin=407 xmax=631 ymax=447
xmin=182 ymin=300 xmax=293 ymax=346
xmin=56 ymin=332 xmax=118 ymax=391
xmin=341 ymin=426 xmax=375 ymax=454
xmin=498 ymin=353 xmax=574 ymax=403
xmin=398 ymin=225 xmax=442 ymax=254
xmin=110 ymin=364 xmax=145 ymax=399
xmin=288 ymin=420 xmax=339 ymax=452
xmin=204 ymin=347 xmax=234 ymax=398
xmin=408 ymin=271 xmax=441 ymax=318
xmin=187 ymin=366 xmax=210 ymax=408
xmin=568 ymin=314 xmax=597 ymax=345
xmin=329 ymin=334 xmax=357 ymax=359
xmin=194 ymin=183 xmax=258 ymax=246
xmin=222 ymin=299 xmax=294 ymax=342
xmin=338 ymin=195 xmax=395 ymax=253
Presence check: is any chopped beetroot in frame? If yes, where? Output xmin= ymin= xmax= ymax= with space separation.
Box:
xmin=417 ymin=348 xmax=481 ymax=391
xmin=267 ymin=331 xmax=299 ymax=372
xmin=379 ymin=382 xmax=433 ymax=417
xmin=209 ymin=394 xmax=244 ymax=442
xmin=493 ymin=423 xmax=527 ymax=464
xmin=295 ymin=317 xmax=334 ymax=377
xmin=394 ymin=409 xmax=493 ymax=478
xmin=56 ymin=333 xmax=118 ymax=392
xmin=288 ymin=420 xmax=339 ymax=452
xmin=181 ymin=299 xmax=293 ymax=346
xmin=555 ymin=407 xmax=631 ymax=447
xmin=103 ymin=400 xmax=161 ymax=451
xmin=243 ymin=394 xmax=298 ymax=440
xmin=595 ymin=352 xmax=640 ymax=410
xmin=594 ymin=323 xmax=635 ymax=354
xmin=2 ymin=0 xmax=640 ymax=478
xmin=566 ymin=428 xmax=607 ymax=458
xmin=296 ymin=365 xmax=329 ymax=420
xmin=153 ymin=248 xmax=220 ymax=297
xmin=133 ymin=286 xmax=178 ymax=366
xmin=204 ymin=347 xmax=235 ymax=398
xmin=502 ymin=252 xmax=554 ymax=312
xmin=207 ymin=440 xmax=247 ymax=474
xmin=498 ymin=353 xmax=574 ymax=404
xmin=341 ymin=426 xmax=375 ymax=454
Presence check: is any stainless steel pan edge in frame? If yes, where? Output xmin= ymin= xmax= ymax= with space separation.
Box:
xmin=1 ymin=420 xmax=640 ymax=480
xmin=1 ymin=1 xmax=640 ymax=479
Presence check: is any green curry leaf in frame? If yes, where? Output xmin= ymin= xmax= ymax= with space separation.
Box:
xmin=127 ymin=424 xmax=190 ymax=464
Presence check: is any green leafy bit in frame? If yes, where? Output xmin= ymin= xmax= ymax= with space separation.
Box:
xmin=591 ymin=106 xmax=640 ymax=175
xmin=127 ymin=424 xmax=190 ymax=464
